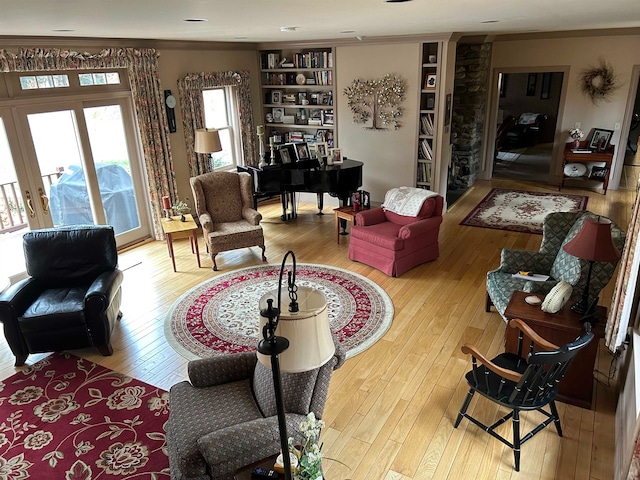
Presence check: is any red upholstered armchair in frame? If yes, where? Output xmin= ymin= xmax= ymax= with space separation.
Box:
xmin=348 ymin=194 xmax=443 ymax=276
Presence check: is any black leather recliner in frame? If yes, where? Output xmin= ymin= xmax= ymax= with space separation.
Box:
xmin=0 ymin=225 xmax=123 ymax=366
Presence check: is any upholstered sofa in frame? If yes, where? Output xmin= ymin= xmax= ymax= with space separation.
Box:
xmin=486 ymin=211 xmax=626 ymax=320
xmin=348 ymin=194 xmax=443 ymax=276
xmin=0 ymin=225 xmax=123 ymax=366
xmin=166 ymin=344 xmax=345 ymax=480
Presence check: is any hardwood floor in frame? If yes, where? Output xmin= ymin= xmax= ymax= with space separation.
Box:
xmin=0 ymin=178 xmax=634 ymax=479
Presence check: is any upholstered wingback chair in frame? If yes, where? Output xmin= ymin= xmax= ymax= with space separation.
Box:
xmin=166 ymin=343 xmax=345 ymax=480
xmin=190 ymin=171 xmax=266 ymax=271
xmin=0 ymin=225 xmax=123 ymax=366
xmin=486 ymin=211 xmax=626 ymax=320
xmin=348 ymin=194 xmax=443 ymax=276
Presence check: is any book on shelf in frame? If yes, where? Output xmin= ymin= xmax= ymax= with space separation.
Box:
xmin=419 ymin=139 xmax=432 ymax=160
xmin=416 ymin=161 xmax=431 ymax=184
xmin=421 ymin=114 xmax=434 ymax=135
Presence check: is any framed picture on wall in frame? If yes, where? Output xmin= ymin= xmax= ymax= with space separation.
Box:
xmin=526 ymin=73 xmax=537 ymax=96
xmin=540 ymin=73 xmax=551 ymax=100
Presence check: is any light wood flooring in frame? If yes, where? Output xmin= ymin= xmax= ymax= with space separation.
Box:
xmin=0 ymin=178 xmax=635 ymax=479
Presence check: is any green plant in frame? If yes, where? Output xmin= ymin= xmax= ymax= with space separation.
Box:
xmin=171 ymin=199 xmax=190 ymax=214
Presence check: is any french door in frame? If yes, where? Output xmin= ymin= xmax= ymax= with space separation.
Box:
xmin=0 ymin=96 xmax=151 ymax=281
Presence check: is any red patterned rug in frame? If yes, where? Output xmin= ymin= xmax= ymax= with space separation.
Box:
xmin=0 ymin=353 xmax=169 ymax=479
xmin=460 ymin=188 xmax=588 ymax=234
xmin=165 ymin=264 xmax=394 ymax=360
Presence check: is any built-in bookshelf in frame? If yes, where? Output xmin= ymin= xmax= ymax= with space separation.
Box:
xmin=259 ymin=46 xmax=337 ymax=157
xmin=416 ymin=42 xmax=439 ymax=190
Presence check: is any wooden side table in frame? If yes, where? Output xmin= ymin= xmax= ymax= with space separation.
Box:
xmin=334 ymin=206 xmax=366 ymax=244
xmin=233 ymin=454 xmax=278 ymax=480
xmin=560 ymin=143 xmax=614 ymax=194
xmin=160 ymin=214 xmax=201 ymax=272
xmin=503 ymin=290 xmax=605 ymax=409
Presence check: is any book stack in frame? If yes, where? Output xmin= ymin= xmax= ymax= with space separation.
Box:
xmin=421 ymin=114 xmax=434 ymax=135
xmin=417 ymin=162 xmax=431 ymax=184
xmin=419 ymin=139 xmax=433 ymax=160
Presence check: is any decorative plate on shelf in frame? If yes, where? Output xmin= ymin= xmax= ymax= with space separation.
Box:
xmin=296 ymin=73 xmax=307 ymax=85
xmin=564 ymin=162 xmax=588 ymax=177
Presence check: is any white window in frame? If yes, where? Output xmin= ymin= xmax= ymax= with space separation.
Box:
xmin=202 ymin=87 xmax=241 ymax=169
xmin=19 ymin=74 xmax=69 ymax=90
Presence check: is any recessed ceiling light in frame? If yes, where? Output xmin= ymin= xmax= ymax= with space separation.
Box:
xmin=481 ymin=20 xmax=499 ymax=23
xmin=385 ymin=0 xmax=413 ymax=3
xmin=280 ymin=26 xmax=297 ymax=32
xmin=340 ymin=30 xmax=355 ymax=34
xmin=234 ymin=36 xmax=248 ymax=40
xmin=52 ymin=29 xmax=75 ymax=32
xmin=184 ymin=18 xmax=208 ymax=23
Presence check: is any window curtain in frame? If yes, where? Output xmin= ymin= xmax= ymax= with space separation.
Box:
xmin=0 ymin=47 xmax=176 ymax=240
xmin=177 ymin=71 xmax=257 ymax=177
xmin=605 ymin=177 xmax=640 ymax=351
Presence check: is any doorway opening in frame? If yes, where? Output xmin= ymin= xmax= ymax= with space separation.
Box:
xmin=621 ymin=76 xmax=640 ymax=189
xmin=493 ymin=71 xmax=564 ymax=183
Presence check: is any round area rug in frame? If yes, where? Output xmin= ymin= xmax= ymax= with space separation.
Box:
xmin=165 ymin=263 xmax=394 ymax=360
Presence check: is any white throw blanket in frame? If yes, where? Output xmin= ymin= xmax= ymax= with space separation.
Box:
xmin=382 ymin=187 xmax=438 ymax=217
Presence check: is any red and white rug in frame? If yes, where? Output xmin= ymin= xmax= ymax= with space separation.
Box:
xmin=0 ymin=353 xmax=169 ymax=479
xmin=460 ymin=188 xmax=588 ymax=234
xmin=165 ymin=264 xmax=394 ymax=360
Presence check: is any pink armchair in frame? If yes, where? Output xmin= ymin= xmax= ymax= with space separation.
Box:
xmin=348 ymin=195 xmax=443 ymax=276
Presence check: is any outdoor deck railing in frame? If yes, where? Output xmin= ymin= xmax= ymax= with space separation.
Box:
xmin=0 ymin=172 xmax=60 ymax=234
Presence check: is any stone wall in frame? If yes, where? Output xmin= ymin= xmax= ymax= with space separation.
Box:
xmin=450 ymin=43 xmax=492 ymax=189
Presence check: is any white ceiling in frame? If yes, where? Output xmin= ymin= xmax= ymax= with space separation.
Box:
xmin=1 ymin=0 xmax=639 ymax=44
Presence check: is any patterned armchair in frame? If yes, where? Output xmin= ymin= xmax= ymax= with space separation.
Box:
xmin=166 ymin=345 xmax=345 ymax=480
xmin=190 ymin=171 xmax=266 ymax=271
xmin=486 ymin=211 xmax=626 ymax=320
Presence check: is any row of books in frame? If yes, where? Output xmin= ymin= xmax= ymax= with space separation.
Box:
xmin=420 ymin=114 xmax=434 ymax=135
xmin=270 ymin=129 xmax=334 ymax=147
xmin=262 ymin=72 xmax=332 ymax=86
xmin=419 ymin=139 xmax=433 ymax=160
xmin=417 ymin=161 xmax=432 ymax=184
xmin=260 ymin=51 xmax=333 ymax=70
xmin=313 ymin=70 xmax=333 ymax=86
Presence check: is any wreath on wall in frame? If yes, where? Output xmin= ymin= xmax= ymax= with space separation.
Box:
xmin=580 ymin=59 xmax=619 ymax=104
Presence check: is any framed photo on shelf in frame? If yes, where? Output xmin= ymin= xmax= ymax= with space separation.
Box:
xmin=329 ymin=148 xmax=342 ymax=164
xmin=315 ymin=142 xmax=328 ymax=159
xmin=308 ymin=143 xmax=318 ymax=159
xmin=271 ymin=90 xmax=282 ymax=104
xmin=277 ymin=144 xmax=296 ymax=164
xmin=295 ymin=142 xmax=310 ymax=161
xmin=424 ymin=74 xmax=437 ymax=90
xmin=589 ymin=165 xmax=609 ymax=181
xmin=588 ymin=128 xmax=614 ymax=150
xmin=272 ymin=107 xmax=284 ymax=123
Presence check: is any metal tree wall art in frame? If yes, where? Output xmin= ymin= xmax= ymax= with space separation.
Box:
xmin=343 ymin=74 xmax=406 ymax=130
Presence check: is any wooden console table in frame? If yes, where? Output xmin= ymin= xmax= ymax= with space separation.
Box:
xmin=504 ymin=291 xmax=605 ymax=409
xmin=560 ymin=143 xmax=614 ymax=194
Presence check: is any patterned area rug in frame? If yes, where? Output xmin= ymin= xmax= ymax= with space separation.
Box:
xmin=0 ymin=353 xmax=169 ymax=479
xmin=460 ymin=188 xmax=588 ymax=234
xmin=165 ymin=264 xmax=394 ymax=360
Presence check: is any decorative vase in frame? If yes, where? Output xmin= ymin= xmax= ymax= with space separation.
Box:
xmin=572 ymin=138 xmax=581 ymax=149
xmin=180 ymin=214 xmax=186 ymax=222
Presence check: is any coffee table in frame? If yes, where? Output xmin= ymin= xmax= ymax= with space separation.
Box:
xmin=503 ymin=290 xmax=605 ymax=409
xmin=160 ymin=214 xmax=201 ymax=272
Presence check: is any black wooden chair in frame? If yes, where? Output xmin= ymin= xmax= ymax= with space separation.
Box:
xmin=454 ymin=318 xmax=594 ymax=471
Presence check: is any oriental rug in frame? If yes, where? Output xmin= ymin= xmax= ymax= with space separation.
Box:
xmin=165 ymin=264 xmax=394 ymax=360
xmin=460 ymin=188 xmax=588 ymax=234
xmin=0 ymin=353 xmax=170 ymax=479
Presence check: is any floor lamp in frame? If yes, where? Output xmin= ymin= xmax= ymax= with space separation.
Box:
xmin=194 ymin=128 xmax=222 ymax=170
xmin=258 ymin=251 xmax=335 ymax=480
xmin=562 ymin=217 xmax=621 ymax=315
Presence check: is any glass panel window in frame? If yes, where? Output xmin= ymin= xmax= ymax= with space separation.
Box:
xmin=52 ymin=75 xmax=69 ymax=87
xmin=93 ymin=73 xmax=107 ymax=85
xmin=19 ymin=74 xmax=69 ymax=90
xmin=78 ymin=74 xmax=93 ymax=86
xmin=78 ymin=72 xmax=121 ymax=87
xmin=36 ymin=76 xmax=53 ymax=89
xmin=203 ymin=87 xmax=241 ymax=169
xmin=105 ymin=72 xmax=120 ymax=84
xmin=19 ymin=76 xmax=38 ymax=90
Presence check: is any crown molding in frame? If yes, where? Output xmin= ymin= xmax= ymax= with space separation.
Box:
xmin=493 ymin=27 xmax=640 ymax=42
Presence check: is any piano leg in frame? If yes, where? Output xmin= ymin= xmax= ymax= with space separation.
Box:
xmin=280 ymin=193 xmax=288 ymax=221
xmin=280 ymin=192 xmax=298 ymax=221
xmin=316 ymin=192 xmax=324 ymax=215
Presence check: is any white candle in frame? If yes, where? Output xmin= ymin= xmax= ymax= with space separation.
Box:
xmin=269 ymin=137 xmax=274 ymax=145
xmin=257 ymin=125 xmax=264 ymax=135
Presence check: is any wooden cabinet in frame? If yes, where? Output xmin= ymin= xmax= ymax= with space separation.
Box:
xmin=504 ymin=291 xmax=605 ymax=409
xmin=259 ymin=47 xmax=336 ymax=152
xmin=416 ymin=42 xmax=440 ymax=191
xmin=560 ymin=143 xmax=614 ymax=194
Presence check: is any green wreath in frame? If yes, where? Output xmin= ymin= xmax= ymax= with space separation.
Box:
xmin=580 ymin=60 xmax=618 ymax=104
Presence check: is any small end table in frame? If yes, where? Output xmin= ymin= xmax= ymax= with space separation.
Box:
xmin=334 ymin=206 xmax=367 ymax=244
xmin=160 ymin=214 xmax=201 ymax=272
xmin=503 ymin=290 xmax=605 ymax=409
xmin=233 ymin=454 xmax=278 ymax=480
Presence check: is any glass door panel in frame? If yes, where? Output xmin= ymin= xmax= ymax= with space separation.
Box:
xmin=83 ymin=105 xmax=141 ymax=235
xmin=27 ymin=110 xmax=92 ymax=228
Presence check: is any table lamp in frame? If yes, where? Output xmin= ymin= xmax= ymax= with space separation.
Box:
xmin=257 ymin=251 xmax=335 ymax=480
xmin=562 ymin=217 xmax=621 ymax=315
xmin=194 ymin=128 xmax=222 ymax=170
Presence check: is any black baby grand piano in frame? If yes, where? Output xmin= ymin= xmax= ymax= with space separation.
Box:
xmin=239 ymin=158 xmax=363 ymax=220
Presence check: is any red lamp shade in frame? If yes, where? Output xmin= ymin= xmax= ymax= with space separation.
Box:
xmin=162 ymin=196 xmax=171 ymax=210
xmin=563 ymin=217 xmax=620 ymax=262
